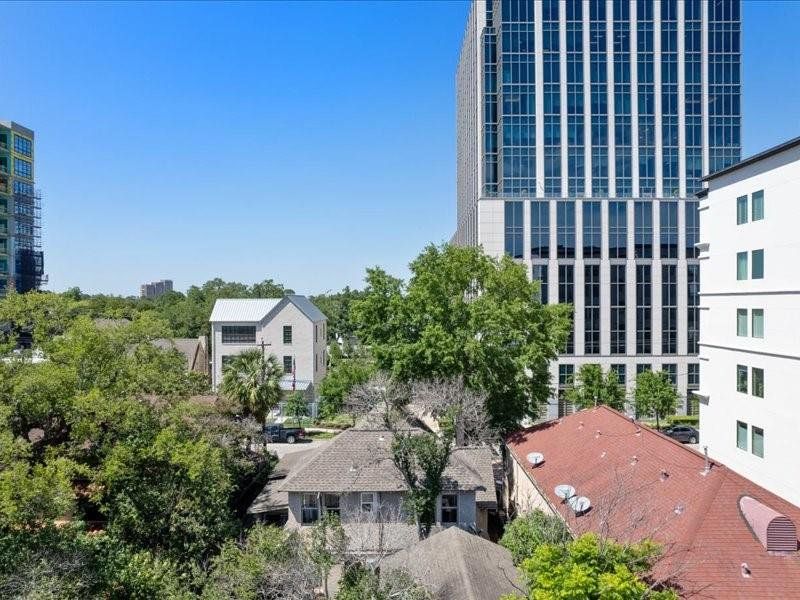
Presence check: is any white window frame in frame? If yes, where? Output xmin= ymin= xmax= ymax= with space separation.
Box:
xmin=440 ymin=493 xmax=459 ymax=525
xmin=301 ymin=493 xmax=319 ymax=524
xmin=360 ymin=492 xmax=376 ymax=514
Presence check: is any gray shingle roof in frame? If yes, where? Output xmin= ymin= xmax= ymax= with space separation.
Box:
xmin=380 ymin=527 xmax=522 ymax=600
xmin=152 ymin=338 xmax=202 ymax=370
xmin=278 ymin=428 xmax=495 ymax=497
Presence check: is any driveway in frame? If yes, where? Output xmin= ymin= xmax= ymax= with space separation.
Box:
xmin=266 ymin=438 xmax=331 ymax=459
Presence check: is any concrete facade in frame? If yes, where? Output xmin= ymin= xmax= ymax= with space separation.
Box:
xmin=209 ymin=296 xmax=327 ymax=395
xmin=698 ymin=138 xmax=800 ymax=507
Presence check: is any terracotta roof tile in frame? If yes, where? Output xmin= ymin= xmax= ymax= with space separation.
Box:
xmin=505 ymin=406 xmax=800 ymax=599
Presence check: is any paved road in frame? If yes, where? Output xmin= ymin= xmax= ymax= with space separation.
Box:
xmin=266 ymin=438 xmax=331 ymax=459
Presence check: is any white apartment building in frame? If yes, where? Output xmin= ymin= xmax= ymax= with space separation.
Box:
xmin=209 ymin=296 xmax=328 ymax=396
xmin=698 ymin=136 xmax=800 ymax=507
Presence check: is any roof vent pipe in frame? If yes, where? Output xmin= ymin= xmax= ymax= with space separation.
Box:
xmin=702 ymin=446 xmax=710 ymax=475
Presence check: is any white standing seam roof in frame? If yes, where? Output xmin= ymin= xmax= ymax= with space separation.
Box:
xmin=209 ymin=298 xmax=282 ymax=323
xmin=208 ymin=296 xmax=327 ymax=324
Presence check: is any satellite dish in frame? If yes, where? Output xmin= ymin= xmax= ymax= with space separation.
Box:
xmin=568 ymin=496 xmax=592 ymax=514
xmin=527 ymin=452 xmax=545 ymax=466
xmin=554 ymin=484 xmax=576 ymax=501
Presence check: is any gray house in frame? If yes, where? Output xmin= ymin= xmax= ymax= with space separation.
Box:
xmin=277 ymin=420 xmax=497 ymax=555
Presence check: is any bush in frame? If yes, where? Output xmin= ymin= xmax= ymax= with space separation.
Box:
xmin=666 ymin=414 xmax=699 ymax=427
xmin=500 ymin=509 xmax=570 ymax=565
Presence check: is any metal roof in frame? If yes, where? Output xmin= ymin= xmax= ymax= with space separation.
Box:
xmin=208 ymin=295 xmax=326 ymax=324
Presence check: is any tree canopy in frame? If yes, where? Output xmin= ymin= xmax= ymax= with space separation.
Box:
xmin=633 ymin=370 xmax=680 ymax=429
xmin=564 ymin=364 xmax=627 ymax=412
xmin=351 ymin=244 xmax=571 ymax=431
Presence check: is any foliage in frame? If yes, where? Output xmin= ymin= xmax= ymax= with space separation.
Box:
xmin=219 ymin=349 xmax=284 ymax=425
xmin=564 ymin=364 xmax=627 ymax=412
xmin=318 ymin=354 xmax=376 ymax=418
xmin=285 ymin=392 xmax=309 ymax=427
xmin=666 ymin=414 xmax=699 ymax=427
xmin=511 ymin=533 xmax=678 ymax=600
xmin=500 ymin=510 xmax=571 ymax=565
xmin=310 ymin=286 xmax=364 ymax=343
xmin=634 ymin=370 xmax=680 ymax=430
xmin=307 ymin=514 xmax=348 ymax=597
xmin=351 ymin=244 xmax=571 ymax=431
xmin=336 ymin=564 xmax=432 ymax=600
xmin=391 ymin=429 xmax=454 ymax=538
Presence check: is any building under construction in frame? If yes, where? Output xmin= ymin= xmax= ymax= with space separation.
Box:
xmin=0 ymin=121 xmax=45 ymax=295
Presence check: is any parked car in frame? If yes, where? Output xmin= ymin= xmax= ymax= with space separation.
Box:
xmin=663 ymin=425 xmax=699 ymax=444
xmin=263 ymin=423 xmax=306 ymax=444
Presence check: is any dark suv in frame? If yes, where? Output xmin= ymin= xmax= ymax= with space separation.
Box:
xmin=263 ymin=424 xmax=306 ymax=444
xmin=663 ymin=425 xmax=699 ymax=444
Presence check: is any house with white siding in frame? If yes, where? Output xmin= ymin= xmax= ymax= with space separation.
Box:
xmin=209 ymin=296 xmax=327 ymax=396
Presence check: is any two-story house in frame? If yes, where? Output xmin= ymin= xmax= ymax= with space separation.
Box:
xmin=277 ymin=418 xmax=497 ymax=556
xmin=209 ymin=295 xmax=327 ymax=397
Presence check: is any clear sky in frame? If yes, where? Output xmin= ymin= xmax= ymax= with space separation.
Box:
xmin=2 ymin=1 xmax=799 ymax=297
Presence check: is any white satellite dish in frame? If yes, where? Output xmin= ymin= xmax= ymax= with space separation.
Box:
xmin=527 ymin=452 xmax=545 ymax=466
xmin=568 ymin=496 xmax=592 ymax=514
xmin=554 ymin=484 xmax=576 ymax=501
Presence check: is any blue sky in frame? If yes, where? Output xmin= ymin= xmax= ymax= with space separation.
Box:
xmin=2 ymin=1 xmax=799 ymax=296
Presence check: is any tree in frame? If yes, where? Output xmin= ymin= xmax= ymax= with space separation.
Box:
xmin=336 ymin=564 xmax=432 ymax=600
xmin=564 ymin=364 xmax=627 ymax=411
xmin=499 ymin=509 xmax=570 ymax=565
xmin=410 ymin=377 xmax=495 ymax=446
xmin=509 ymin=533 xmax=678 ymax=600
xmin=285 ymin=392 xmax=308 ymax=428
xmin=633 ymin=370 xmax=679 ymax=430
xmin=351 ymin=244 xmax=571 ymax=431
xmin=307 ymin=514 xmax=348 ymax=598
xmin=219 ymin=350 xmax=283 ymax=425
xmin=318 ymin=354 xmax=376 ymax=418
xmin=310 ymin=286 xmax=364 ymax=343
xmin=391 ymin=428 xmax=453 ymax=539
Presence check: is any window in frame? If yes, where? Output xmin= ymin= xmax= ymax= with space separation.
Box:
xmin=283 ymin=325 xmax=293 ymax=344
xmin=505 ymin=202 xmax=524 ymax=259
xmin=610 ymin=264 xmax=626 ymax=354
xmin=283 ymin=355 xmax=293 ymax=373
xmin=736 ymin=309 xmax=748 ymax=337
xmin=751 ymin=426 xmax=764 ymax=458
xmin=736 ymin=365 xmax=748 ymax=393
xmin=440 ymin=494 xmax=458 ymax=524
xmin=752 ymin=367 xmax=764 ymax=398
xmin=752 ymin=309 xmax=764 ymax=338
xmin=323 ymin=494 xmax=340 ymax=518
xmin=13 ymin=135 xmax=32 ymax=157
xmin=751 ymin=250 xmax=764 ymax=279
xmin=559 ymin=265 xmax=575 ymax=354
xmin=636 ymin=363 xmax=652 ymax=376
xmin=736 ymin=421 xmax=748 ymax=451
xmin=736 ymin=195 xmax=748 ymax=224
xmin=558 ymin=364 xmax=574 ymax=418
xmin=634 ymin=202 xmax=653 ymax=258
xmin=610 ymin=364 xmax=626 ymax=386
xmin=688 ymin=263 xmax=700 ymax=354
xmin=636 ymin=265 xmax=652 ymax=354
xmin=361 ymin=492 xmax=376 ymax=514
xmin=531 ymin=201 xmax=550 ymax=258
xmin=314 ymin=325 xmax=318 ymax=343
xmin=659 ymin=201 xmax=678 ymax=258
xmin=13 ymin=158 xmax=32 ymax=179
xmin=685 ymin=201 xmax=699 ymax=258
xmin=608 ymin=201 xmax=627 ymax=258
xmin=736 ymin=252 xmax=747 ymax=280
xmin=557 ymin=202 xmax=576 ymax=258
xmin=221 ymin=325 xmax=256 ymax=344
xmin=584 ymin=265 xmax=600 ymax=354
xmin=583 ymin=201 xmax=601 ymax=259
xmin=662 ymin=264 xmax=677 ymax=354
xmin=662 ymin=363 xmax=677 ymax=387
xmin=752 ymin=190 xmax=764 ymax=221
xmin=301 ymin=493 xmax=319 ymax=524
xmin=532 ymin=264 xmax=548 ymax=303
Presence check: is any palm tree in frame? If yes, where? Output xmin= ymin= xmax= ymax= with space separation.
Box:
xmin=219 ymin=349 xmax=284 ymax=425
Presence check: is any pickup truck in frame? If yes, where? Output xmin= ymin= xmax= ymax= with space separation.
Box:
xmin=263 ymin=424 xmax=306 ymax=444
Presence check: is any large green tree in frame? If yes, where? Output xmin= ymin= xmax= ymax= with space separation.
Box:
xmin=219 ymin=349 xmax=284 ymax=425
xmin=564 ymin=364 xmax=627 ymax=411
xmin=351 ymin=244 xmax=571 ymax=430
xmin=633 ymin=370 xmax=679 ymax=430
xmin=499 ymin=509 xmax=570 ymax=565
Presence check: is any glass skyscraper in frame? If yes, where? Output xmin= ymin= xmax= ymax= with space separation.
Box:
xmin=455 ymin=0 xmax=741 ymax=418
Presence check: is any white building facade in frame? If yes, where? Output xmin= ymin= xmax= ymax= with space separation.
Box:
xmin=209 ymin=296 xmax=328 ymax=396
xmin=698 ymin=136 xmax=800 ymax=507
xmin=455 ymin=0 xmax=742 ymax=418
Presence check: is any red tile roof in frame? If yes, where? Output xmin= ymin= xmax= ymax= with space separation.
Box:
xmin=505 ymin=406 xmax=800 ymax=599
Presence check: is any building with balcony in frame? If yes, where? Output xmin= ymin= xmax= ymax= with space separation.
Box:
xmin=0 ymin=121 xmax=44 ymax=296
xmin=697 ymin=135 xmax=800 ymax=507
xmin=454 ymin=0 xmax=741 ymax=417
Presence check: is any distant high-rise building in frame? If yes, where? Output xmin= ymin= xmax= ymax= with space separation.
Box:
xmin=455 ymin=0 xmax=741 ymax=418
xmin=0 ymin=121 xmax=45 ymax=296
xmin=140 ymin=279 xmax=174 ymax=299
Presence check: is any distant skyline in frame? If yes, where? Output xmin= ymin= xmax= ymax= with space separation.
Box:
xmin=2 ymin=0 xmax=800 ymax=297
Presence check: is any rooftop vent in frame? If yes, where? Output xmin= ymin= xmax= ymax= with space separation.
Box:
xmin=527 ymin=452 xmax=545 ymax=467
xmin=739 ymin=496 xmax=798 ymax=554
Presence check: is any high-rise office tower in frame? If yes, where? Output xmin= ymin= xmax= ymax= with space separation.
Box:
xmin=455 ymin=0 xmax=741 ymax=418
xmin=0 ymin=121 xmax=44 ymax=296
